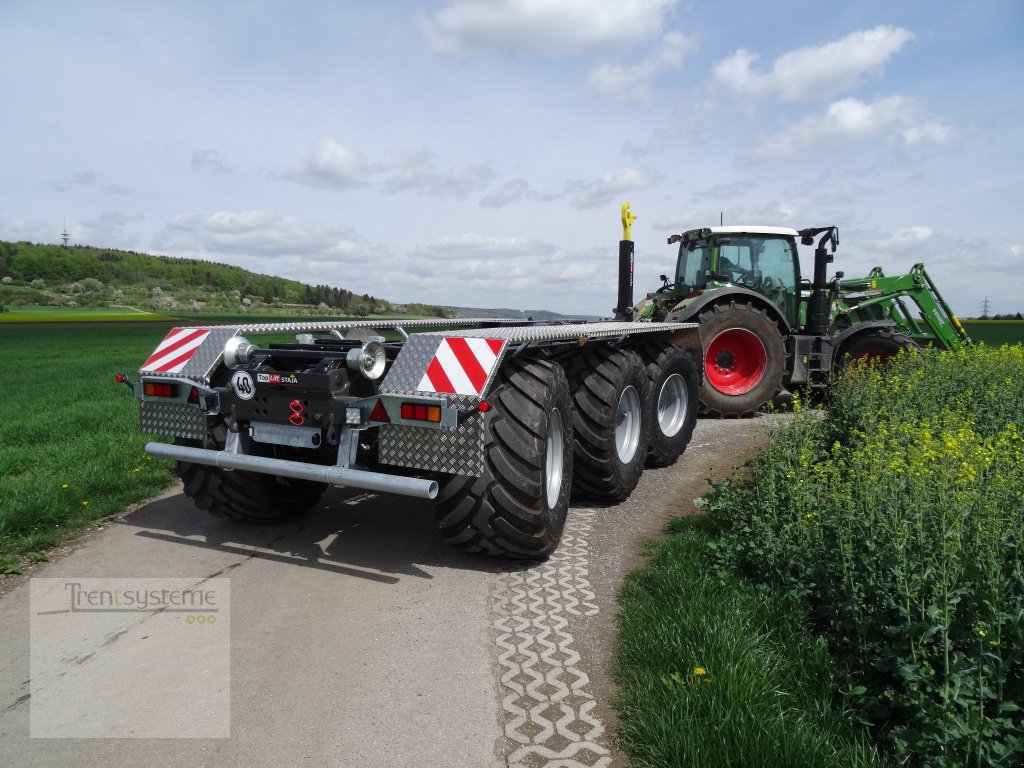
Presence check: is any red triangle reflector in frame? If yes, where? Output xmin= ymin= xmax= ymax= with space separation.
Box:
xmin=369 ymin=399 xmax=390 ymax=423
xmin=188 ymin=387 xmax=200 ymax=405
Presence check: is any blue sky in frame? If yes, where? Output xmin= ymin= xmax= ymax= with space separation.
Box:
xmin=2 ymin=0 xmax=1021 ymax=315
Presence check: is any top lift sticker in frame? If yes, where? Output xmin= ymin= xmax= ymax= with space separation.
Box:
xmin=140 ymin=328 xmax=212 ymax=374
xmin=417 ymin=337 xmax=504 ymax=396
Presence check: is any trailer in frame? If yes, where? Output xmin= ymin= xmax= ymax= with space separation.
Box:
xmin=119 ymin=312 xmax=701 ymax=558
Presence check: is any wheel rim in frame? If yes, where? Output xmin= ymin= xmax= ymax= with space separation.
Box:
xmin=705 ymin=328 xmax=768 ymax=396
xmin=615 ymin=385 xmax=642 ymax=463
xmin=656 ymin=373 xmax=688 ymax=438
xmin=545 ymin=408 xmax=564 ymax=509
xmin=851 ymin=348 xmax=894 ymax=365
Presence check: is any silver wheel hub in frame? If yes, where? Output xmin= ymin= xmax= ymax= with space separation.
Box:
xmin=615 ymin=385 xmax=642 ymax=463
xmin=545 ymin=408 xmax=564 ymax=509
xmin=656 ymin=373 xmax=687 ymax=438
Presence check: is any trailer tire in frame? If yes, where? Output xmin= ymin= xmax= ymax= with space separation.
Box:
xmin=176 ymin=422 xmax=326 ymax=523
xmin=563 ymin=348 xmax=652 ymax=501
xmin=434 ymin=358 xmax=573 ymax=559
xmin=641 ymin=343 xmax=699 ymax=467
xmin=837 ymin=329 xmax=918 ymax=369
xmin=698 ymin=301 xmax=786 ymax=417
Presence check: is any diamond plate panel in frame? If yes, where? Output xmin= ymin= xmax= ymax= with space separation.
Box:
xmin=379 ymin=416 xmax=485 ymax=476
xmin=139 ymin=400 xmax=207 ymax=441
xmin=136 ymin=319 xmax=525 ymax=384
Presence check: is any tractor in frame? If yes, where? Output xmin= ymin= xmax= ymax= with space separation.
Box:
xmin=634 ymin=225 xmax=971 ymax=416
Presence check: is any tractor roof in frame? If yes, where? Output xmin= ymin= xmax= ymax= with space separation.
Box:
xmin=676 ymin=225 xmax=800 ymax=243
xmin=708 ymin=226 xmax=799 ymax=237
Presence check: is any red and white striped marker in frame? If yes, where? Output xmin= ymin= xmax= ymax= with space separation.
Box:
xmin=140 ymin=327 xmax=211 ymax=374
xmin=418 ymin=338 xmax=504 ymax=396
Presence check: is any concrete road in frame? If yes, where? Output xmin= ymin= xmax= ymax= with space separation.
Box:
xmin=0 ymin=416 xmax=780 ymax=768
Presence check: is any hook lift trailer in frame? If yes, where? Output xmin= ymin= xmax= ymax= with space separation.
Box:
xmin=118 ymin=204 xmax=701 ymax=558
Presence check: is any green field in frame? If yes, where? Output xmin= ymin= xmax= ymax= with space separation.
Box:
xmin=0 ymin=326 xmax=177 ymax=572
xmin=0 ymin=305 xmax=173 ymax=323
xmin=961 ymin=320 xmax=1024 ymax=346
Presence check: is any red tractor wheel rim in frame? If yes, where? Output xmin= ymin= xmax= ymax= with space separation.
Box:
xmin=851 ymin=349 xmax=893 ymax=365
xmin=705 ymin=328 xmax=768 ymax=395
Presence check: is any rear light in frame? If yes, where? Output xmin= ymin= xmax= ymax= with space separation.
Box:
xmin=400 ymin=402 xmax=441 ymax=423
xmin=143 ymin=382 xmax=178 ymax=398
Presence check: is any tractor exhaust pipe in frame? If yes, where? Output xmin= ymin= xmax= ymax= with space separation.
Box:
xmin=800 ymin=226 xmax=839 ymax=336
xmin=614 ymin=203 xmax=637 ymax=320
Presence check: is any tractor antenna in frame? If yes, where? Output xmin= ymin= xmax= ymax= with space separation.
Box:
xmin=61 ymin=219 xmax=70 ymax=248
xmin=720 ymin=211 xmax=723 ymax=226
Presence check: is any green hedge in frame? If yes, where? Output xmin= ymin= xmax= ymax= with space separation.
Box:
xmin=703 ymin=344 xmax=1024 ymax=766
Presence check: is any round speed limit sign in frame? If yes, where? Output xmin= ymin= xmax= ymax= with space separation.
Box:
xmin=231 ymin=370 xmax=255 ymax=400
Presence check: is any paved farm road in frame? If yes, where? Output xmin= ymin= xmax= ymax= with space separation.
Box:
xmin=0 ymin=417 xmax=780 ymax=768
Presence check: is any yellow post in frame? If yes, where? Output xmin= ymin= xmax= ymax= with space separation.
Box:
xmin=621 ymin=202 xmax=637 ymax=242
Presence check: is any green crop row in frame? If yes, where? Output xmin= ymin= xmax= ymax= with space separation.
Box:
xmin=701 ymin=344 xmax=1024 ymax=766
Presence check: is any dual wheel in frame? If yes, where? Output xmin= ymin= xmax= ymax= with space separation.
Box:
xmin=435 ymin=344 xmax=699 ymax=559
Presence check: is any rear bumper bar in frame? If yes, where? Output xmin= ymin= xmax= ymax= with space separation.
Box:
xmin=146 ymin=442 xmax=439 ymax=500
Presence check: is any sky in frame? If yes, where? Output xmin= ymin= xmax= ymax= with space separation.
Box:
xmin=1 ymin=0 xmax=1022 ymax=316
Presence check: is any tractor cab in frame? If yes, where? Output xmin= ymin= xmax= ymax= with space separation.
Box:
xmin=644 ymin=226 xmax=804 ymax=328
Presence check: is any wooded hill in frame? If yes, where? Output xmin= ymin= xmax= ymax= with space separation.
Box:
xmin=0 ymin=240 xmax=441 ymax=316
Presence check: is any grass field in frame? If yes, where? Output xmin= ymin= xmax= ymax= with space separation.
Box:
xmin=0 ymin=326 xmax=177 ymax=573
xmin=615 ymin=515 xmax=885 ymax=767
xmin=961 ymin=320 xmax=1024 ymax=346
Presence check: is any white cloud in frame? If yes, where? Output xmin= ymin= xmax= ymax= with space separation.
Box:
xmin=713 ymin=26 xmax=914 ymax=101
xmin=405 ymin=235 xmax=618 ymax=313
xmin=567 ymin=167 xmax=664 ymax=209
xmin=419 ymin=0 xmax=676 ymax=55
xmin=479 ymin=178 xmax=530 ymax=208
xmin=284 ymin=137 xmax=371 ymax=190
xmin=754 ymin=96 xmax=956 ymax=157
xmin=863 ymin=225 xmax=934 ymax=252
xmin=282 ymin=139 xmax=493 ymax=198
xmin=74 ymin=211 xmax=146 ymax=248
xmin=410 ymin=233 xmax=551 ymax=262
xmin=375 ymin=150 xmax=495 ymax=198
xmin=587 ymin=30 xmax=697 ymax=104
xmin=154 ymin=211 xmax=388 ymax=264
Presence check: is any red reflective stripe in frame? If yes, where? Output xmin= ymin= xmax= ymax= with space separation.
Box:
xmin=152 ymin=347 xmax=201 ymax=373
xmin=446 ymin=338 xmax=488 ymax=393
xmin=142 ymin=328 xmax=208 ymax=369
xmin=425 ymin=355 xmax=455 ymax=394
xmin=485 ymin=338 xmax=503 ymax=356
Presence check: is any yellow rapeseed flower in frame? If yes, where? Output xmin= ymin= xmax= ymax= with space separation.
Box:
xmin=694 ymin=667 xmax=707 ymax=676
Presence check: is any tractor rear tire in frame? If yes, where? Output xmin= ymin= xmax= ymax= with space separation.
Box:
xmin=434 ymin=358 xmax=573 ymax=559
xmin=640 ymin=343 xmax=700 ymax=467
xmin=176 ymin=422 xmax=326 ymax=523
xmin=837 ymin=329 xmax=919 ymax=369
xmin=562 ymin=348 xmax=652 ymax=501
xmin=698 ymin=301 xmax=786 ymax=417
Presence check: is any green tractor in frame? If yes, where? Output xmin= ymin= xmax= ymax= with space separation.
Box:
xmin=634 ymin=225 xmax=971 ymax=416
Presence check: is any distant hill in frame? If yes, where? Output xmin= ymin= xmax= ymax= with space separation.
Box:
xmin=0 ymin=240 xmax=445 ymax=317
xmin=443 ymin=306 xmax=602 ymax=322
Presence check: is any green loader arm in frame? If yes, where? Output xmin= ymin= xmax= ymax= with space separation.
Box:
xmin=838 ymin=264 xmax=971 ymax=350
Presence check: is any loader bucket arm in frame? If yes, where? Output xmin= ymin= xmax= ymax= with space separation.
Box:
xmin=838 ymin=264 xmax=971 ymax=349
